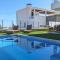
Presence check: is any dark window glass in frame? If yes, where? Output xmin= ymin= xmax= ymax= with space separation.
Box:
xmin=31 ymin=12 xmax=34 ymax=19
xmin=24 ymin=22 xmax=26 ymax=28
xmin=31 ymin=12 xmax=34 ymax=16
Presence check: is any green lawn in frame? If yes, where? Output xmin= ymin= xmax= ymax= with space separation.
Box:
xmin=1 ymin=30 xmax=60 ymax=40
xmin=15 ymin=31 xmax=60 ymax=40
xmin=28 ymin=31 xmax=60 ymax=40
xmin=0 ymin=33 xmax=6 ymax=36
xmin=28 ymin=31 xmax=48 ymax=35
xmin=29 ymin=33 xmax=60 ymax=40
xmin=15 ymin=31 xmax=48 ymax=35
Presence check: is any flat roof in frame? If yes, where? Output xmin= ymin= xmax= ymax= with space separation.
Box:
xmin=32 ymin=7 xmax=56 ymax=14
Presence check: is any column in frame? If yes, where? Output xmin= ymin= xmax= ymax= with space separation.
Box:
xmin=45 ymin=10 xmax=47 ymax=26
xmin=2 ymin=19 xmax=3 ymax=29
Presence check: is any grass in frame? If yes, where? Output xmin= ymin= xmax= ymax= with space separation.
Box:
xmin=15 ymin=31 xmax=48 ymax=35
xmin=28 ymin=31 xmax=48 ymax=35
xmin=29 ymin=33 xmax=60 ymax=40
xmin=0 ymin=30 xmax=60 ymax=40
xmin=15 ymin=31 xmax=60 ymax=40
xmin=0 ymin=33 xmax=6 ymax=36
xmin=28 ymin=31 xmax=60 ymax=40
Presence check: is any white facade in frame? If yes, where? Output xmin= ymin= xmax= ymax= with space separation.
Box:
xmin=17 ymin=1 xmax=60 ymax=30
xmin=16 ymin=4 xmax=48 ymax=30
xmin=50 ymin=0 xmax=60 ymax=27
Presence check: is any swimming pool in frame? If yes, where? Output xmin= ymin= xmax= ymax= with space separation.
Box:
xmin=0 ymin=35 xmax=60 ymax=60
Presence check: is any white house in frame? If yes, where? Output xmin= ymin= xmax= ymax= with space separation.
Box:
xmin=16 ymin=4 xmax=55 ymax=30
xmin=16 ymin=0 xmax=60 ymax=30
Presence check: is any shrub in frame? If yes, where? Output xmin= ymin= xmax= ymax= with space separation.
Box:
xmin=49 ymin=27 xmax=54 ymax=32
xmin=54 ymin=25 xmax=60 ymax=32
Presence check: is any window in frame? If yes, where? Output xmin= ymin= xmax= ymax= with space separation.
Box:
xmin=24 ymin=22 xmax=26 ymax=28
xmin=40 ymin=25 xmax=47 ymax=27
xmin=31 ymin=12 xmax=34 ymax=16
xmin=31 ymin=12 xmax=34 ymax=19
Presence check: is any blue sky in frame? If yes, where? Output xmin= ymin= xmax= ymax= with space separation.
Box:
xmin=0 ymin=0 xmax=53 ymax=27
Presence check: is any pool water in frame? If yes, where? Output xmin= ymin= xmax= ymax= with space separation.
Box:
xmin=0 ymin=35 xmax=60 ymax=60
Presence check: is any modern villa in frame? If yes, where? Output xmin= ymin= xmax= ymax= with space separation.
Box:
xmin=16 ymin=4 xmax=54 ymax=30
xmin=16 ymin=0 xmax=60 ymax=30
xmin=1 ymin=0 xmax=60 ymax=60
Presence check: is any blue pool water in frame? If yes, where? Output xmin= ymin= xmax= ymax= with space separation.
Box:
xmin=0 ymin=35 xmax=60 ymax=60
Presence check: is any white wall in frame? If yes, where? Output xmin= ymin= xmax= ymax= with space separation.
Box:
xmin=16 ymin=6 xmax=32 ymax=30
xmin=49 ymin=21 xmax=60 ymax=27
xmin=31 ymin=15 xmax=46 ymax=29
xmin=16 ymin=6 xmax=46 ymax=30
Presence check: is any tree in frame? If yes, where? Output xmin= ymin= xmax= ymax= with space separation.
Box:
xmin=54 ymin=25 xmax=60 ymax=31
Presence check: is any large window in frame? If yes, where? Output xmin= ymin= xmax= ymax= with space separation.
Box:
xmin=31 ymin=12 xmax=34 ymax=19
xmin=31 ymin=12 xmax=34 ymax=16
xmin=24 ymin=22 xmax=26 ymax=28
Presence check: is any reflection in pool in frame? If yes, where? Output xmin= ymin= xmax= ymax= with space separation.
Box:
xmin=0 ymin=35 xmax=60 ymax=60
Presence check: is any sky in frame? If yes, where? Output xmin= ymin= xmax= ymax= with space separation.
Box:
xmin=0 ymin=0 xmax=53 ymax=27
